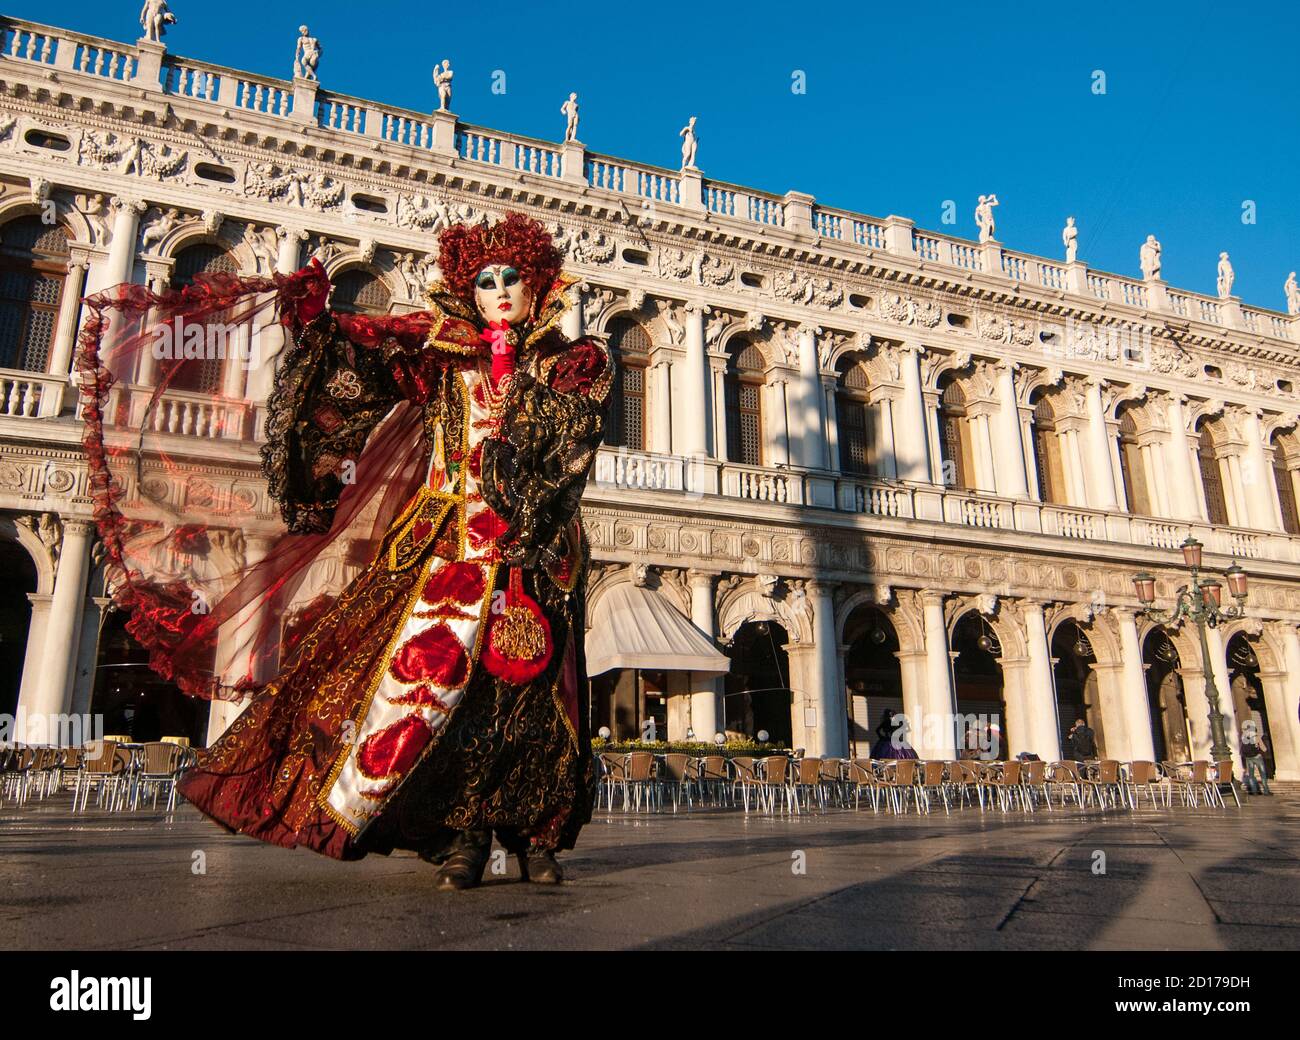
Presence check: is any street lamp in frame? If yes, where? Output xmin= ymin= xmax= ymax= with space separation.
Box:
xmin=1132 ymin=548 xmax=1248 ymax=763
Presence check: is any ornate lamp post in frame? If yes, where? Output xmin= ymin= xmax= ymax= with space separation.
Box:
xmin=1131 ymin=537 xmax=1248 ymax=762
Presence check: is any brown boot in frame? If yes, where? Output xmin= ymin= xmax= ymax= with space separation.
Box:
xmin=517 ymin=849 xmax=564 ymax=884
xmin=433 ymin=829 xmax=492 ymax=891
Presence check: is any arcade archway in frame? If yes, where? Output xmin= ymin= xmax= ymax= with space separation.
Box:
xmin=1051 ymin=619 xmax=1106 ymax=757
xmin=0 ymin=538 xmax=36 ymax=718
xmin=843 ymin=605 xmax=903 ymax=759
xmin=724 ymin=620 xmax=792 ymax=746
xmin=1227 ymin=633 xmax=1274 ymax=778
xmin=951 ymin=612 xmax=1006 ymax=758
xmin=1142 ymin=628 xmax=1192 ymax=763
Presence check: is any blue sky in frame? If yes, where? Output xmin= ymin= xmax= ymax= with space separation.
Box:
xmin=14 ymin=1 xmax=1299 ymax=309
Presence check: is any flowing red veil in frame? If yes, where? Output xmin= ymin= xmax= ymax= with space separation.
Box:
xmin=77 ymin=272 xmax=430 ymax=701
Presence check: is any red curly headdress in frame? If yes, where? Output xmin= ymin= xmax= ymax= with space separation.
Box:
xmin=437 ymin=211 xmax=563 ymax=313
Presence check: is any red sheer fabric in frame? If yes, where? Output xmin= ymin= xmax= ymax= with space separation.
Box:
xmin=77 ymin=273 xmax=429 ymax=700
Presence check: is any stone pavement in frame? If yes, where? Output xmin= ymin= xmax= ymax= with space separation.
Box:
xmin=3 ymin=791 xmax=1298 ymax=950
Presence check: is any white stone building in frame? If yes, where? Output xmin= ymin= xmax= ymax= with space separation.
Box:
xmin=2 ymin=14 xmax=1299 ymax=778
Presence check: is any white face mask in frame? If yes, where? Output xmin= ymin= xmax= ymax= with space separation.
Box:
xmin=473 ymin=264 xmax=532 ymax=325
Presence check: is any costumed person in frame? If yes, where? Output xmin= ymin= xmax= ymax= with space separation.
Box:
xmin=77 ymin=212 xmax=612 ymax=890
xmin=870 ymin=708 xmax=917 ymax=759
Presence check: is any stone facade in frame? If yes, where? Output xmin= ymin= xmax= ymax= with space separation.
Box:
xmin=2 ymin=15 xmax=1299 ymax=777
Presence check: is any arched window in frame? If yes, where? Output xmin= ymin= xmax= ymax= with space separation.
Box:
xmin=168 ymin=244 xmax=239 ymax=393
xmin=1030 ymin=394 xmax=1066 ymax=504
xmin=0 ymin=215 xmax=69 ymax=374
xmin=1197 ymin=423 xmax=1230 ymax=526
xmin=1271 ymin=431 xmax=1300 ymax=535
xmin=331 ymin=269 xmax=391 ymax=316
xmin=1116 ymin=405 xmax=1152 ymax=515
xmin=937 ymin=374 xmax=971 ymax=490
xmin=724 ymin=338 xmax=764 ymax=466
xmin=603 ymin=317 xmax=650 ymax=450
xmin=835 ymin=356 xmax=875 ymax=476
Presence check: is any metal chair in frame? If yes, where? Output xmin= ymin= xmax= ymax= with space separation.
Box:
xmin=847 ymin=759 xmax=882 ymax=812
xmin=919 ymin=761 xmax=950 ymax=815
xmin=729 ymin=756 xmax=762 ymax=812
xmin=794 ymin=756 xmax=826 ymax=812
xmin=133 ymin=741 xmax=185 ymax=812
xmin=74 ymin=740 xmax=129 ymax=812
xmin=699 ymin=755 xmax=730 ymax=806
xmin=756 ymin=755 xmax=798 ymax=814
xmin=660 ymin=753 xmax=699 ymax=812
xmin=623 ymin=751 xmax=660 ymax=812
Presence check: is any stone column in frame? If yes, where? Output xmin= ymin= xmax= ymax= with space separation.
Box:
xmin=1021 ymin=600 xmax=1062 ymax=760
xmin=995 ymin=362 xmax=1029 ymax=498
xmin=70 ymin=595 xmax=109 ymax=719
xmin=686 ymin=570 xmax=722 ymax=740
xmin=968 ymin=408 xmax=998 ymax=493
xmin=793 ymin=323 xmax=827 ymax=470
xmin=1084 ymin=378 xmax=1120 ymax=510
xmin=919 ymin=590 xmax=957 ymax=759
xmin=805 ymin=580 xmax=846 ymax=757
xmin=896 ymin=341 xmax=931 ymax=483
xmin=561 ymin=280 xmax=585 ymax=341
xmin=15 ymin=592 xmax=52 ymax=732
xmin=105 ymin=196 xmax=145 ymax=287
xmin=1113 ymin=609 xmax=1156 ymax=761
xmin=99 ymin=197 xmax=147 ymax=383
xmin=1242 ymin=408 xmax=1282 ymax=531
xmin=679 ymin=302 xmax=710 ymax=458
xmin=651 ymin=358 xmax=674 ymax=455
xmin=20 ymin=520 xmax=94 ymax=740
xmin=764 ymin=376 xmax=791 ymax=466
xmin=876 ymin=393 xmax=899 ymax=479
xmin=1266 ymin=623 xmax=1300 ymax=780
xmin=46 ymin=257 xmax=89 ymax=379
xmin=821 ymin=375 xmax=839 ymax=472
xmin=1164 ymin=394 xmax=1201 ymax=520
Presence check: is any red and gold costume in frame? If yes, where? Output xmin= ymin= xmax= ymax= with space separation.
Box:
xmin=77 ymin=213 xmax=612 ymax=863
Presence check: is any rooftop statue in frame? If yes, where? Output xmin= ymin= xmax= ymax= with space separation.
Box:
xmin=680 ymin=116 xmax=698 ymax=171
xmin=294 ymin=26 xmax=321 ymax=81
xmin=561 ymin=93 xmax=580 ymax=143
xmin=1062 ymin=216 xmax=1078 ymax=263
xmin=139 ymin=0 xmax=176 ymax=43
xmin=975 ymin=194 xmax=999 ymax=243
xmin=1140 ymin=235 xmax=1162 ymax=281
xmin=1217 ymin=252 xmax=1235 ymax=299
xmin=434 ymin=59 xmax=454 ymax=112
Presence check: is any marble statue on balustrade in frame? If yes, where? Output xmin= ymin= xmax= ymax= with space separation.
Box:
xmin=975 ymin=194 xmax=999 ymax=243
xmin=1217 ymin=252 xmax=1235 ymax=299
xmin=294 ymin=26 xmax=321 ymax=81
xmin=1062 ymin=216 xmax=1078 ymax=263
xmin=1140 ymin=234 xmax=1162 ymax=281
xmin=434 ymin=60 xmax=454 ymax=112
xmin=680 ymin=116 xmax=699 ymax=170
xmin=561 ymin=93 xmax=580 ymax=143
xmin=139 ymin=0 xmax=176 ymax=43
xmin=1286 ymin=271 xmax=1300 ymax=316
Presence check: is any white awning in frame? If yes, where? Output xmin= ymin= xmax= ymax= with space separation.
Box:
xmin=585 ymin=583 xmax=731 ymax=678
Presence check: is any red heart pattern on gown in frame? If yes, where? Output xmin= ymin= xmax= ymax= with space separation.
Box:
xmin=420 ymin=561 xmax=486 ymax=607
xmin=410 ymin=519 xmax=433 ymax=543
xmin=357 ymin=712 xmax=433 ymax=780
xmin=466 ymin=507 xmax=509 ymax=549
xmin=388 ymin=622 xmax=469 ymax=687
